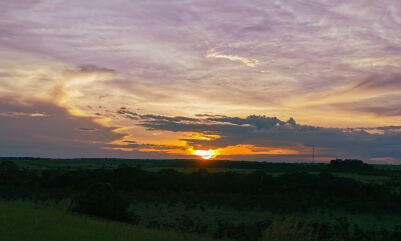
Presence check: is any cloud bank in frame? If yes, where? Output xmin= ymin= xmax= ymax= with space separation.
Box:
xmin=116 ymin=109 xmax=401 ymax=163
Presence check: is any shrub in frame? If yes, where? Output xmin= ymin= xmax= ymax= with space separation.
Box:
xmin=70 ymin=182 xmax=140 ymax=224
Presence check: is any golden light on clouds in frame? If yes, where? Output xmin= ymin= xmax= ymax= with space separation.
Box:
xmin=217 ymin=145 xmax=300 ymax=156
xmin=188 ymin=144 xmax=301 ymax=160
xmin=191 ymin=149 xmax=220 ymax=160
xmin=187 ymin=132 xmax=221 ymax=141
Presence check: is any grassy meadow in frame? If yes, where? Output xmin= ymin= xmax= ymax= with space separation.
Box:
xmin=0 ymin=201 xmax=217 ymax=241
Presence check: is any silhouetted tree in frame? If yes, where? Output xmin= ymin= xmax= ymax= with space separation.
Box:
xmin=329 ymin=159 xmax=372 ymax=172
xmin=70 ymin=182 xmax=139 ymax=224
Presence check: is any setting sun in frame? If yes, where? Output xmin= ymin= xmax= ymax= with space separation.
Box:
xmin=193 ymin=149 xmax=219 ymax=160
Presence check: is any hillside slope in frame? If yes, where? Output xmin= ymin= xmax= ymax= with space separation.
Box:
xmin=0 ymin=201 xmax=212 ymax=241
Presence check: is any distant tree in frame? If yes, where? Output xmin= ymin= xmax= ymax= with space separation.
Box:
xmin=70 ymin=182 xmax=140 ymax=224
xmin=0 ymin=160 xmax=18 ymax=173
xmin=329 ymin=159 xmax=372 ymax=172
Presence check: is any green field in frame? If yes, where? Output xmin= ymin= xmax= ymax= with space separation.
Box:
xmin=143 ymin=168 xmax=390 ymax=184
xmin=2 ymin=158 xmax=401 ymax=241
xmin=8 ymin=158 xmax=393 ymax=184
xmin=12 ymin=160 xmax=392 ymax=185
xmin=3 ymin=199 xmax=400 ymax=241
xmin=133 ymin=202 xmax=401 ymax=231
xmin=0 ymin=201 xmax=219 ymax=241
xmin=8 ymin=194 xmax=401 ymax=237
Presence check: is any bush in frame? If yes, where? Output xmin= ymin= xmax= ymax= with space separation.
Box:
xmin=69 ymin=182 xmax=140 ymax=224
xmin=162 ymin=215 xmax=208 ymax=235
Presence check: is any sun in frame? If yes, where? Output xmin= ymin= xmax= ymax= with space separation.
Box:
xmin=193 ymin=149 xmax=219 ymax=160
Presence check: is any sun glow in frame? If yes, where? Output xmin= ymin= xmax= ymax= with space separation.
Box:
xmin=193 ymin=149 xmax=219 ymax=160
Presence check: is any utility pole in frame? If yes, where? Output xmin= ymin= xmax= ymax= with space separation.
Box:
xmin=312 ymin=145 xmax=315 ymax=164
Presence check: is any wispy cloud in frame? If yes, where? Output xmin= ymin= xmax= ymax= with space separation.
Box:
xmin=206 ymin=50 xmax=259 ymax=67
xmin=345 ymin=58 xmax=401 ymax=68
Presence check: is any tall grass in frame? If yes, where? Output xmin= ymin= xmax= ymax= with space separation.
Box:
xmin=0 ymin=201 xmax=214 ymax=241
xmin=262 ymin=219 xmax=318 ymax=241
xmin=262 ymin=219 xmax=347 ymax=241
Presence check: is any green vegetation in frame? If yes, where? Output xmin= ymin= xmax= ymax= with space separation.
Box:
xmin=70 ymin=182 xmax=140 ymax=223
xmin=0 ymin=201 xmax=214 ymax=241
xmin=1 ymin=158 xmax=401 ymax=241
xmin=262 ymin=220 xmax=318 ymax=241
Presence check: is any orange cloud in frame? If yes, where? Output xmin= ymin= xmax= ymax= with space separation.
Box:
xmin=217 ymin=145 xmax=299 ymax=156
xmin=370 ymin=157 xmax=395 ymax=164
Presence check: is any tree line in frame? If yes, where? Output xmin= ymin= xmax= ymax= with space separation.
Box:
xmin=1 ymin=159 xmax=401 ymax=241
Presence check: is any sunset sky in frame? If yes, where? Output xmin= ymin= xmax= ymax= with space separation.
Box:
xmin=1 ymin=0 xmax=401 ymax=163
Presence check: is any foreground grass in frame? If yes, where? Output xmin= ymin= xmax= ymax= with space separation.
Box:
xmin=133 ymin=201 xmax=401 ymax=233
xmin=0 ymin=201 xmax=215 ymax=241
xmin=262 ymin=219 xmax=319 ymax=241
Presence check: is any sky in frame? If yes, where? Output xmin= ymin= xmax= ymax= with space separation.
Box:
xmin=1 ymin=0 xmax=401 ymax=163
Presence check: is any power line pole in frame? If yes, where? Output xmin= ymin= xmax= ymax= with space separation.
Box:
xmin=312 ymin=145 xmax=315 ymax=164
